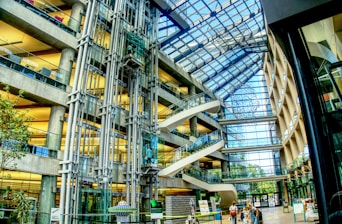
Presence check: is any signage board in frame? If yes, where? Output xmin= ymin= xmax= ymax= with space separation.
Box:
xmin=198 ymin=200 xmax=210 ymax=215
xmin=50 ymin=208 xmax=61 ymax=224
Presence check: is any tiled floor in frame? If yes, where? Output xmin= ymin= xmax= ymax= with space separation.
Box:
xmin=219 ymin=206 xmax=319 ymax=224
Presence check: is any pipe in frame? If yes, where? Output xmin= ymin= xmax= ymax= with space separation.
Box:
xmin=60 ymin=0 xmax=97 ymax=223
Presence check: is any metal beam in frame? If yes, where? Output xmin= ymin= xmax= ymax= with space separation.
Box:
xmin=174 ymin=43 xmax=204 ymax=62
xmin=159 ymin=0 xmax=250 ymax=59
xmin=221 ymin=65 xmax=261 ymax=101
xmin=201 ymin=52 xmax=247 ymax=83
xmin=152 ymin=0 xmax=189 ymax=29
xmin=218 ymin=115 xmax=277 ymax=125
xmin=221 ymin=144 xmax=283 ymax=153
xmin=159 ymin=27 xmax=190 ymax=48
xmin=214 ymin=54 xmax=263 ymax=95
xmin=172 ymin=19 xmax=266 ymax=72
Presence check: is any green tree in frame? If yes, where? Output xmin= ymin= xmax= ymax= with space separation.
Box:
xmin=12 ymin=190 xmax=33 ymax=224
xmin=230 ymin=163 xmax=248 ymax=178
xmin=0 ymin=85 xmax=33 ymax=171
xmin=246 ymin=164 xmax=278 ymax=194
xmin=260 ymin=180 xmax=277 ymax=193
xmin=247 ymin=164 xmax=263 ymax=193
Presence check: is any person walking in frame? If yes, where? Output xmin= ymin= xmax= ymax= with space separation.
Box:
xmin=243 ymin=204 xmax=252 ymax=224
xmin=251 ymin=206 xmax=259 ymax=224
xmin=229 ymin=200 xmax=238 ymax=224
xmin=239 ymin=208 xmax=245 ymax=222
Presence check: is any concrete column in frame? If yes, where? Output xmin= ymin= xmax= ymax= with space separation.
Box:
xmin=190 ymin=116 xmax=198 ymax=137
xmin=47 ymin=106 xmax=65 ymax=155
xmin=58 ymin=48 xmax=75 ymax=85
xmin=222 ymin=160 xmax=228 ymax=178
xmin=37 ymin=176 xmax=57 ymax=224
xmin=189 ymin=86 xmax=199 ymax=169
xmin=189 ymin=86 xmax=198 ymax=137
xmin=37 ymin=106 xmax=65 ymax=224
xmin=282 ymin=180 xmax=289 ymax=203
xmin=68 ymin=2 xmax=85 ymax=32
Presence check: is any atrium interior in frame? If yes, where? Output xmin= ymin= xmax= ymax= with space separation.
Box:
xmin=0 ymin=0 xmax=341 ymax=223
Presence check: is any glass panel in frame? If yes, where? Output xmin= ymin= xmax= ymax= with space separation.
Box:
xmin=301 ymin=12 xmax=342 ymax=221
xmin=158 ymin=0 xmax=267 ymax=101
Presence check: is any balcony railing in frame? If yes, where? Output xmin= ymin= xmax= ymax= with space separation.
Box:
xmin=226 ymin=137 xmax=282 ymax=149
xmin=0 ymin=56 xmax=67 ymax=91
xmin=0 ymin=42 xmax=68 ymax=91
xmin=1 ymin=139 xmax=49 ymax=158
xmin=1 ymin=126 xmax=60 ymax=159
xmin=184 ymin=166 xmax=287 ymax=182
xmin=13 ymin=0 xmax=78 ymax=35
xmin=159 ymin=81 xmax=187 ymax=100
xmin=225 ymin=168 xmax=287 ymax=179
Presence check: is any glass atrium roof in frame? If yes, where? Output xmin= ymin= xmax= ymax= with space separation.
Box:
xmin=156 ymin=0 xmax=267 ymax=102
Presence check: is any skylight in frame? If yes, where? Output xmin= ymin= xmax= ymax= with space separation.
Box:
xmin=157 ymin=0 xmax=267 ymax=102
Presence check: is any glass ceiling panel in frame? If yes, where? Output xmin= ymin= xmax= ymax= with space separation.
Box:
xmin=158 ymin=0 xmax=267 ymax=102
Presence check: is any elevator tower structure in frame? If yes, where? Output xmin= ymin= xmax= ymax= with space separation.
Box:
xmin=59 ymin=0 xmax=159 ymax=223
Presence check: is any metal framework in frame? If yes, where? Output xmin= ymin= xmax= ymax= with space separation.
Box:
xmin=59 ymin=0 xmax=159 ymax=223
xmin=158 ymin=0 xmax=267 ymax=101
xmin=58 ymin=0 xmax=267 ymax=223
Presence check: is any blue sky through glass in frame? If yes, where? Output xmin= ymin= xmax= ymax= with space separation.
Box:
xmin=158 ymin=0 xmax=267 ymax=103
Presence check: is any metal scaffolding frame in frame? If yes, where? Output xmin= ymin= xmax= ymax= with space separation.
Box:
xmin=59 ymin=0 xmax=159 ymax=223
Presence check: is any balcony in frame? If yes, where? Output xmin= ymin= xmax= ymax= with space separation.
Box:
xmin=0 ymin=43 xmax=67 ymax=91
xmin=13 ymin=0 xmax=77 ymax=35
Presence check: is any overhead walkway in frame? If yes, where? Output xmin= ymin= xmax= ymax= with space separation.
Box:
xmin=218 ymin=114 xmax=282 ymax=153
xmin=158 ymin=137 xmax=224 ymax=177
xmin=222 ymin=174 xmax=288 ymax=184
xmin=218 ymin=115 xmax=277 ymax=125
xmin=182 ymin=173 xmax=237 ymax=208
xmin=221 ymin=143 xmax=283 ymax=153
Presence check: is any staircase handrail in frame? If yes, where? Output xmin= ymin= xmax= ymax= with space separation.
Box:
xmin=159 ymin=91 xmax=216 ymax=118
xmin=227 ymin=168 xmax=288 ymax=179
xmin=183 ymin=167 xmax=288 ymax=183
xmin=167 ymin=130 xmax=222 ymax=165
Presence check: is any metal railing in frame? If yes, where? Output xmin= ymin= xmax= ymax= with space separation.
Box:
xmin=0 ymin=41 xmax=68 ymax=90
xmin=13 ymin=0 xmax=78 ymax=35
xmin=162 ymin=130 xmax=222 ymax=167
xmin=160 ymin=91 xmax=218 ymax=118
xmin=0 ymin=126 xmax=60 ymax=158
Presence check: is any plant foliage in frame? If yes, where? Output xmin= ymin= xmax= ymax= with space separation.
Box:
xmin=12 ymin=190 xmax=33 ymax=224
xmin=0 ymin=85 xmax=33 ymax=170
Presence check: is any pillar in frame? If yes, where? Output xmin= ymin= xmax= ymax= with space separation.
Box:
xmin=222 ymin=160 xmax=228 ymax=178
xmin=58 ymin=48 xmax=75 ymax=85
xmin=37 ymin=106 xmax=65 ymax=224
xmin=283 ymin=180 xmax=289 ymax=204
xmin=188 ymin=86 xmax=206 ymax=201
xmin=68 ymin=2 xmax=85 ymax=33
xmin=189 ymin=86 xmax=198 ymax=138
